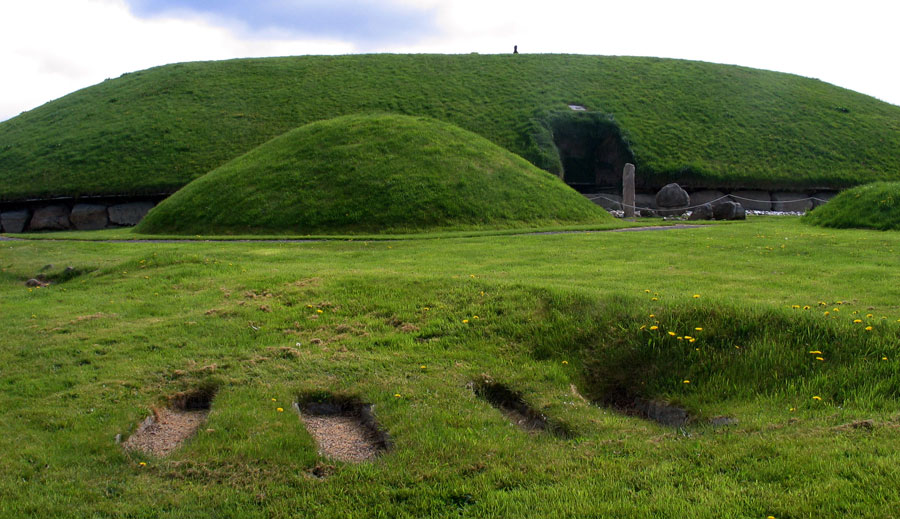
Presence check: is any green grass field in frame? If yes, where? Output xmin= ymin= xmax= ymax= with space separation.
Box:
xmin=805 ymin=181 xmax=900 ymax=231
xmin=135 ymin=114 xmax=612 ymax=235
xmin=2 ymin=217 xmax=899 ymax=518
xmin=2 ymin=54 xmax=900 ymax=200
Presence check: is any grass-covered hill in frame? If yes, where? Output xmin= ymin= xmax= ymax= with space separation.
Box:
xmin=2 ymin=54 xmax=899 ymax=201
xmin=136 ymin=114 xmax=611 ymax=235
xmin=804 ymin=181 xmax=900 ymax=230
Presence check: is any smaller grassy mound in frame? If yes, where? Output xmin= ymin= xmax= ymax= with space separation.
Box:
xmin=136 ymin=114 xmax=612 ymax=235
xmin=804 ymin=182 xmax=900 ymax=231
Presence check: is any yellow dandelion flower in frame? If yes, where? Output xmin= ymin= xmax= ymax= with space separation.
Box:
xmin=316 ymin=309 xmax=323 ymax=314
xmin=867 ymin=313 xmax=874 ymax=318
xmin=824 ymin=311 xmax=830 ymax=316
xmin=789 ymin=408 xmax=795 ymax=412
xmin=695 ymin=327 xmax=703 ymax=331
xmin=473 ymin=315 xmax=479 ymax=320
xmin=562 ymin=360 xmax=569 ymax=365
xmin=462 ymin=319 xmax=469 ymax=324
xmin=306 ymin=304 xmax=313 ymax=308
xmin=883 ymin=356 xmax=889 ymax=361
xmin=865 ymin=326 xmax=873 ymax=331
xmin=815 ymin=357 xmax=824 ymax=361
xmin=689 ymin=338 xmax=696 ymax=343
xmin=833 ymin=308 xmax=839 ymax=312
xmin=649 ymin=314 xmax=655 ymax=318
xmin=812 ymin=396 xmax=822 ymax=401
xmin=640 ymin=325 xmax=646 ymax=330
xmin=394 ymin=393 xmax=401 ymax=398
xmin=271 ymin=398 xmax=277 ymax=402
xmin=677 ymin=336 xmax=683 ymax=340
xmin=668 ymin=331 xmax=676 ymax=336
xmin=791 ymin=305 xmax=800 ymax=309
xmin=649 ymin=325 xmax=659 ymax=330
xmin=644 ymin=289 xmax=651 ymax=293
xmin=420 ymin=365 xmax=427 ymax=369
xmin=684 ymin=336 xmax=693 ymax=340
xmin=139 ymin=462 xmax=147 ymax=467
xmin=853 ymin=319 xmax=862 ymax=323
xmin=651 ymin=297 xmax=659 ymax=301
xmin=683 ymin=380 xmax=690 ymax=384
xmin=803 ymin=306 xmax=810 ymax=310
xmin=276 ymin=407 xmax=284 ymax=412
xmin=809 ymin=350 xmax=822 ymax=354
xmin=693 ymin=294 xmax=700 ymax=299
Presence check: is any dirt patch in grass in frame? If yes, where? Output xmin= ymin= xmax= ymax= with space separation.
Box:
xmin=123 ymin=385 xmax=216 ymax=457
xmin=599 ymin=385 xmax=693 ymax=427
xmin=295 ymin=394 xmax=391 ymax=463
xmin=471 ymin=376 xmax=572 ymax=437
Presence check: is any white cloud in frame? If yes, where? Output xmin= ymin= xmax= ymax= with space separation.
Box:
xmin=0 ymin=0 xmax=355 ymax=120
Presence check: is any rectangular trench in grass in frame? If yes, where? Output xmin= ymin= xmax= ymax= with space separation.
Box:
xmin=471 ymin=375 xmax=573 ymax=438
xmin=122 ymin=384 xmax=217 ymax=457
xmin=294 ymin=393 xmax=391 ymax=464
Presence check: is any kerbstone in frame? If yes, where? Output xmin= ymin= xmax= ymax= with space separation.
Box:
xmin=729 ymin=190 xmax=771 ymax=211
xmin=772 ymin=192 xmax=814 ymax=212
xmin=30 ymin=205 xmax=71 ymax=230
xmin=108 ymin=202 xmax=155 ymax=226
xmin=70 ymin=204 xmax=109 ymax=230
xmin=1 ymin=209 xmax=31 ymax=233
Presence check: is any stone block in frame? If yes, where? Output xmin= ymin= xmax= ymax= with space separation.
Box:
xmin=29 ymin=205 xmax=71 ymax=230
xmin=109 ymin=201 xmax=155 ymax=226
xmin=772 ymin=192 xmax=814 ymax=212
xmin=1 ymin=209 xmax=31 ymax=233
xmin=689 ymin=190 xmax=728 ymax=207
xmin=729 ymin=190 xmax=771 ymax=211
xmin=70 ymin=204 xmax=109 ymax=230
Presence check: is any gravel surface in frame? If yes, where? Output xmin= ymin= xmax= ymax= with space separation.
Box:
xmin=300 ymin=414 xmax=382 ymax=463
xmin=123 ymin=408 xmax=209 ymax=457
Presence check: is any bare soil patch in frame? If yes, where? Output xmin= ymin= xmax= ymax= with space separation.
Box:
xmin=295 ymin=395 xmax=390 ymax=463
xmin=123 ymin=386 xmax=215 ymax=457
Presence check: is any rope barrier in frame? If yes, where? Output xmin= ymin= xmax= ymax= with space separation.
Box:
xmin=586 ymin=193 xmax=830 ymax=212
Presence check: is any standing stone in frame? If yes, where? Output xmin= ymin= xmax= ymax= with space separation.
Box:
xmin=108 ymin=201 xmax=155 ymax=226
xmin=655 ymin=183 xmax=690 ymax=216
xmin=729 ymin=190 xmax=771 ymax=211
xmin=772 ymin=192 xmax=814 ymax=212
xmin=70 ymin=204 xmax=109 ymax=230
xmin=622 ymin=163 xmax=635 ymax=218
xmin=713 ymin=201 xmax=746 ymax=220
xmin=1 ymin=209 xmax=31 ymax=233
xmin=29 ymin=205 xmax=71 ymax=230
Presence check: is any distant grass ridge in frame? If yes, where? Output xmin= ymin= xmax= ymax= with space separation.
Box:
xmin=804 ymin=181 xmax=900 ymax=230
xmin=2 ymin=54 xmax=900 ymax=201
xmin=135 ymin=114 xmax=612 ymax=235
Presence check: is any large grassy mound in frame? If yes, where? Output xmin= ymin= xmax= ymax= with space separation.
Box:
xmin=804 ymin=181 xmax=900 ymax=230
xmin=2 ymin=54 xmax=899 ymax=201
xmin=135 ymin=114 xmax=611 ymax=235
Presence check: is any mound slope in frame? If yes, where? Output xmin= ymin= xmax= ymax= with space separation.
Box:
xmin=804 ymin=181 xmax=900 ymax=231
xmin=135 ymin=115 xmax=611 ymax=235
xmin=2 ymin=54 xmax=900 ymax=201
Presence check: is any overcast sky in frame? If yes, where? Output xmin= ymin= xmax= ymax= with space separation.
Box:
xmin=2 ymin=0 xmax=898 ymax=122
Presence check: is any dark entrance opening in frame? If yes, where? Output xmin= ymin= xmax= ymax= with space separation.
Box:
xmin=549 ymin=112 xmax=634 ymax=193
